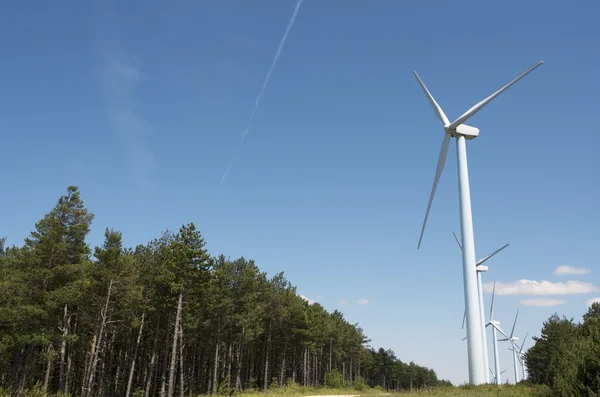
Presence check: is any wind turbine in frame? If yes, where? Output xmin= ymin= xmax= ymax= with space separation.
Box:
xmin=414 ymin=60 xmax=543 ymax=384
xmin=454 ymin=233 xmax=509 ymax=383
xmin=509 ymin=333 xmax=528 ymax=380
xmin=499 ymin=310 xmax=521 ymax=383
xmin=486 ymin=282 xmax=505 ymax=385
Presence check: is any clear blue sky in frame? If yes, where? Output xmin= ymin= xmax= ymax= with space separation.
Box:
xmin=1 ymin=0 xmax=599 ymax=385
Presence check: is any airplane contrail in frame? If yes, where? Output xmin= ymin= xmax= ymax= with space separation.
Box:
xmin=221 ymin=0 xmax=304 ymax=183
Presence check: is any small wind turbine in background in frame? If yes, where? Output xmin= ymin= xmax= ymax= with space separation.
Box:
xmin=413 ymin=60 xmax=543 ymax=384
xmin=499 ymin=310 xmax=522 ymax=383
xmin=509 ymin=333 xmax=529 ymax=381
xmin=486 ymin=282 xmax=507 ymax=385
xmin=454 ymin=233 xmax=509 ymax=383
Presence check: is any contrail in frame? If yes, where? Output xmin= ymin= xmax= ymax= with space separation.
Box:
xmin=221 ymin=0 xmax=304 ymax=183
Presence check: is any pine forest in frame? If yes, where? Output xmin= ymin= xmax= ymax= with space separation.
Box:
xmin=0 ymin=186 xmax=447 ymax=396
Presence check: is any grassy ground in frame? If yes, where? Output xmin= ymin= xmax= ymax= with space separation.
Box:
xmin=1 ymin=384 xmax=552 ymax=397
xmin=217 ymin=384 xmax=551 ymax=397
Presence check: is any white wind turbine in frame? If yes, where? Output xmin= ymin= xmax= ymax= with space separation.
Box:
xmin=486 ymin=282 xmax=506 ymax=385
xmin=499 ymin=310 xmax=521 ymax=383
xmin=509 ymin=333 xmax=528 ymax=381
xmin=454 ymin=233 xmax=509 ymax=383
xmin=414 ymin=60 xmax=543 ymax=384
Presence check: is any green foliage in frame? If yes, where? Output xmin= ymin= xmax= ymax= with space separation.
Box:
xmin=353 ymin=376 xmax=368 ymax=391
xmin=525 ymin=302 xmax=600 ymax=395
xmin=324 ymin=369 xmax=344 ymax=389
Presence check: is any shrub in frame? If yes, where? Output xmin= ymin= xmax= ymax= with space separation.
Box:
xmin=352 ymin=376 xmax=368 ymax=391
xmin=324 ymin=369 xmax=344 ymax=389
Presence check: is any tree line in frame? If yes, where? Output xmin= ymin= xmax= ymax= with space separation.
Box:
xmin=0 ymin=186 xmax=447 ymax=396
xmin=525 ymin=302 xmax=600 ymax=395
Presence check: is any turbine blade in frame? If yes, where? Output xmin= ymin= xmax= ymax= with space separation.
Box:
xmin=413 ymin=71 xmax=450 ymax=126
xmin=489 ymin=367 xmax=494 ymax=377
xmin=501 ymin=370 xmax=507 ymax=375
xmin=417 ymin=133 xmax=451 ymax=249
xmin=476 ymin=244 xmax=510 ymax=266
xmin=453 ymin=232 xmax=463 ymax=250
xmin=494 ymin=324 xmax=510 ymax=340
xmin=520 ymin=332 xmax=528 ymax=352
xmin=448 ymin=61 xmax=544 ymax=130
xmin=490 ymin=282 xmax=496 ymax=319
xmin=462 ymin=309 xmax=466 ymax=330
xmin=510 ymin=310 xmax=520 ymax=338
xmin=462 ymin=336 xmax=467 ymax=341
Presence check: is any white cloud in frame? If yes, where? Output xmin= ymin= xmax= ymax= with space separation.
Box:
xmin=338 ymin=299 xmax=347 ymax=305
xmin=484 ymin=280 xmax=599 ymax=296
xmin=586 ymin=298 xmax=600 ymax=307
xmin=555 ymin=265 xmax=590 ymax=276
xmin=520 ymin=298 xmax=565 ymax=307
xmin=356 ymin=299 xmax=369 ymax=305
xmin=300 ymin=295 xmax=315 ymax=305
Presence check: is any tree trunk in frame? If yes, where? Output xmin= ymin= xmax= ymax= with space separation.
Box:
xmin=84 ymin=279 xmax=113 ymax=397
xmin=226 ymin=341 xmax=232 ymax=390
xmin=145 ymin=319 xmax=161 ymax=397
xmin=43 ymin=344 xmax=54 ymax=391
xmin=263 ymin=321 xmax=271 ymax=391
xmin=179 ymin=320 xmax=185 ymax=397
xmin=65 ymin=341 xmax=73 ymax=395
xmin=235 ymin=335 xmax=243 ymax=391
xmin=292 ymin=350 xmax=296 ymax=384
xmin=97 ymin=329 xmax=114 ymax=397
xmin=279 ymin=337 xmax=287 ymax=387
xmin=168 ymin=291 xmax=184 ymax=397
xmin=17 ymin=344 xmax=33 ymax=393
xmin=82 ymin=331 xmax=97 ymax=396
xmin=126 ymin=313 xmax=145 ymax=397
xmin=58 ymin=304 xmax=70 ymax=393
xmin=303 ymin=348 xmax=307 ymax=387
xmin=329 ymin=339 xmax=332 ymax=373
xmin=212 ymin=321 xmax=221 ymax=394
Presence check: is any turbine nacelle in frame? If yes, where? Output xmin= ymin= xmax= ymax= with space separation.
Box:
xmin=475 ymin=265 xmax=488 ymax=272
xmin=445 ymin=124 xmax=480 ymax=139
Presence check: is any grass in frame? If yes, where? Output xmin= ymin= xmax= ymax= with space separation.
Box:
xmin=0 ymin=384 xmax=552 ymax=397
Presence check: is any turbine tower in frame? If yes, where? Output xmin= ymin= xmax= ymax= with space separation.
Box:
xmin=414 ymin=60 xmax=543 ymax=384
xmin=454 ymin=233 xmax=509 ymax=383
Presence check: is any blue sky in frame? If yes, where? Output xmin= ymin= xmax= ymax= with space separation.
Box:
xmin=1 ymin=0 xmax=599 ymax=385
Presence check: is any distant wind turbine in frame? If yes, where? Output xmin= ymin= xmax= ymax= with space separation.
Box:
xmin=414 ymin=60 xmax=543 ymax=384
xmin=486 ymin=282 xmax=505 ymax=385
xmin=499 ymin=310 xmax=521 ymax=383
xmin=509 ymin=333 xmax=529 ymax=381
xmin=454 ymin=233 xmax=509 ymax=384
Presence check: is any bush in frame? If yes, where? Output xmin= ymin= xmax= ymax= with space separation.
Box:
xmin=324 ymin=369 xmax=344 ymax=389
xmin=352 ymin=376 xmax=369 ymax=391
xmin=269 ymin=377 xmax=280 ymax=390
